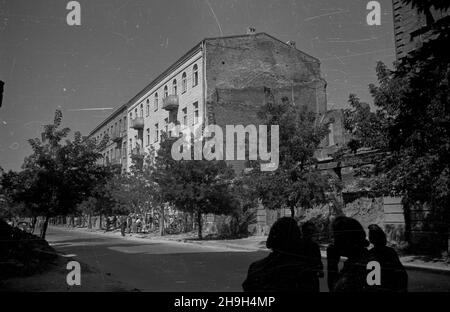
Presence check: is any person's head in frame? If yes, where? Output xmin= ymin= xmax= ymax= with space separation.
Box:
xmin=301 ymin=221 xmax=317 ymax=240
xmin=332 ymin=216 xmax=369 ymax=257
xmin=266 ymin=217 xmax=302 ymax=254
xmin=368 ymin=224 xmax=387 ymax=247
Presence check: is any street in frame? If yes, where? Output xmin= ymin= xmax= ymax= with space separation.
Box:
xmin=46 ymin=227 xmax=450 ymax=292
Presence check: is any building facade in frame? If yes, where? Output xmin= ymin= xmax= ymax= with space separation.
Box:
xmin=393 ymin=0 xmax=449 ymax=59
xmin=89 ymin=104 xmax=129 ymax=173
xmin=124 ymin=31 xmax=327 ymax=171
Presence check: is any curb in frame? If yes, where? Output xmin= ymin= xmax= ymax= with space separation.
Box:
xmin=167 ymin=238 xmax=269 ymax=252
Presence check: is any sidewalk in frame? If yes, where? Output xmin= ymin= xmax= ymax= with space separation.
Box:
xmin=56 ymin=225 xmax=450 ymax=274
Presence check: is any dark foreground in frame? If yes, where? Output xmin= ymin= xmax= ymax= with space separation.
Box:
xmin=43 ymin=227 xmax=450 ymax=292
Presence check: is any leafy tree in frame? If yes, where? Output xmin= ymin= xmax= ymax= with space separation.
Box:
xmin=342 ymin=94 xmax=388 ymax=153
xmin=346 ymin=27 xmax=450 ymax=251
xmin=2 ymin=110 xmax=108 ymax=239
xmin=250 ymin=97 xmax=336 ymax=217
xmin=154 ymin=133 xmax=238 ymax=239
xmin=77 ymin=165 xmax=126 ymax=228
xmin=112 ymin=150 xmax=164 ymax=233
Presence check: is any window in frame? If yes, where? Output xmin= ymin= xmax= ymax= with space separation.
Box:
xmin=164 ymin=85 xmax=168 ymax=98
xmin=146 ymin=99 xmax=150 ymax=116
xmin=172 ymin=79 xmax=177 ymax=95
xmin=193 ymin=64 xmax=198 ymax=87
xmin=182 ymin=72 xmax=187 ymax=93
xmin=164 ymin=117 xmax=169 ymax=133
xmin=129 ymin=138 xmax=132 ymax=152
xmin=123 ymin=117 xmax=127 ymax=131
xmin=146 ymin=128 xmax=150 ymax=146
xmin=154 ymin=123 xmax=159 ymax=142
xmin=182 ymin=107 xmax=187 ymax=126
xmin=134 ymin=108 xmax=138 ymax=119
xmin=119 ymin=119 xmax=122 ymax=133
xmin=140 ymin=103 xmax=143 ymax=117
xmin=193 ymin=102 xmax=199 ymax=125
xmin=154 ymin=93 xmax=158 ymax=111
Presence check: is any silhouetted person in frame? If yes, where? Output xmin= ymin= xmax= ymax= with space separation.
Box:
xmin=368 ymin=224 xmax=408 ymax=292
xmin=327 ymin=216 xmax=371 ymax=292
xmin=302 ymin=221 xmax=324 ymax=292
xmin=242 ymin=217 xmax=316 ymax=292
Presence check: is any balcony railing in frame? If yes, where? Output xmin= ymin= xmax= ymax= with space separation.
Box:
xmin=130 ymin=117 xmax=144 ymax=130
xmin=111 ymin=130 xmax=123 ymax=143
xmin=162 ymin=95 xmax=179 ymax=111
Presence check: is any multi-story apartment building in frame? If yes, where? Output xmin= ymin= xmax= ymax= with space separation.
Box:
xmin=88 ymin=104 xmax=129 ymax=172
xmin=393 ymin=0 xmax=450 ymax=59
xmin=125 ymin=30 xmax=327 ymax=171
xmin=87 ymin=30 xmax=328 ymax=235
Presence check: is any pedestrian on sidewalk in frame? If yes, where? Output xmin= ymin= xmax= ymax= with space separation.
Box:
xmin=105 ymin=216 xmax=111 ymax=233
xmin=368 ymin=224 xmax=408 ymax=292
xmin=242 ymin=217 xmax=316 ymax=292
xmin=126 ymin=215 xmax=132 ymax=234
xmin=302 ymin=221 xmax=324 ymax=292
xmin=120 ymin=216 xmax=127 ymax=237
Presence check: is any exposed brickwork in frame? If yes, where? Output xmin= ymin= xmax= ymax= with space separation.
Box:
xmin=205 ymin=33 xmax=327 ymax=115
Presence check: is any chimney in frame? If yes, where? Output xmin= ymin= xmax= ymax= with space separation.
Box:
xmin=246 ymin=27 xmax=256 ymax=35
xmin=287 ymin=41 xmax=296 ymax=48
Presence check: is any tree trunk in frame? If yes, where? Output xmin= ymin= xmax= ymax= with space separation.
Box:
xmin=290 ymin=207 xmax=295 ymax=218
xmin=197 ymin=211 xmax=203 ymax=240
xmin=40 ymin=215 xmax=50 ymax=240
xmin=31 ymin=216 xmax=37 ymax=234
xmin=159 ymin=205 xmax=165 ymax=236
xmin=88 ymin=214 xmax=92 ymax=229
xmin=184 ymin=213 xmax=189 ymax=233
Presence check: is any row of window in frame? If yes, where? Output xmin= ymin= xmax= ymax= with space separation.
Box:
xmin=127 ymin=102 xmax=199 ymax=150
xmin=129 ymin=63 xmax=199 ymax=121
xmin=95 ymin=116 xmax=127 ymax=143
xmin=103 ymin=142 xmax=127 ymax=163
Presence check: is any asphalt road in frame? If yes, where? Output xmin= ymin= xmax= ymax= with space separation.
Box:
xmin=46 ymin=227 xmax=450 ymax=292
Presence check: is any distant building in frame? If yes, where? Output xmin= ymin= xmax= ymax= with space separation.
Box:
xmin=393 ymin=0 xmax=450 ymax=59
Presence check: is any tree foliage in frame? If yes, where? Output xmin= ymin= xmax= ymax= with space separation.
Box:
xmin=250 ymin=97 xmax=336 ymax=217
xmin=1 ymin=110 xmax=109 ymax=238
xmin=345 ymin=26 xmax=450 ymax=250
xmin=153 ymin=133 xmax=238 ymax=239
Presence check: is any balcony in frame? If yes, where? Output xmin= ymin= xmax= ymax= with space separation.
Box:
xmin=162 ymin=95 xmax=179 ymax=111
xmin=130 ymin=117 xmax=144 ymax=130
xmin=111 ymin=131 xmax=123 ymax=143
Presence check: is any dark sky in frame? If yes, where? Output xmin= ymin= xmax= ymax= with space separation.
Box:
xmin=0 ymin=0 xmax=395 ymax=171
